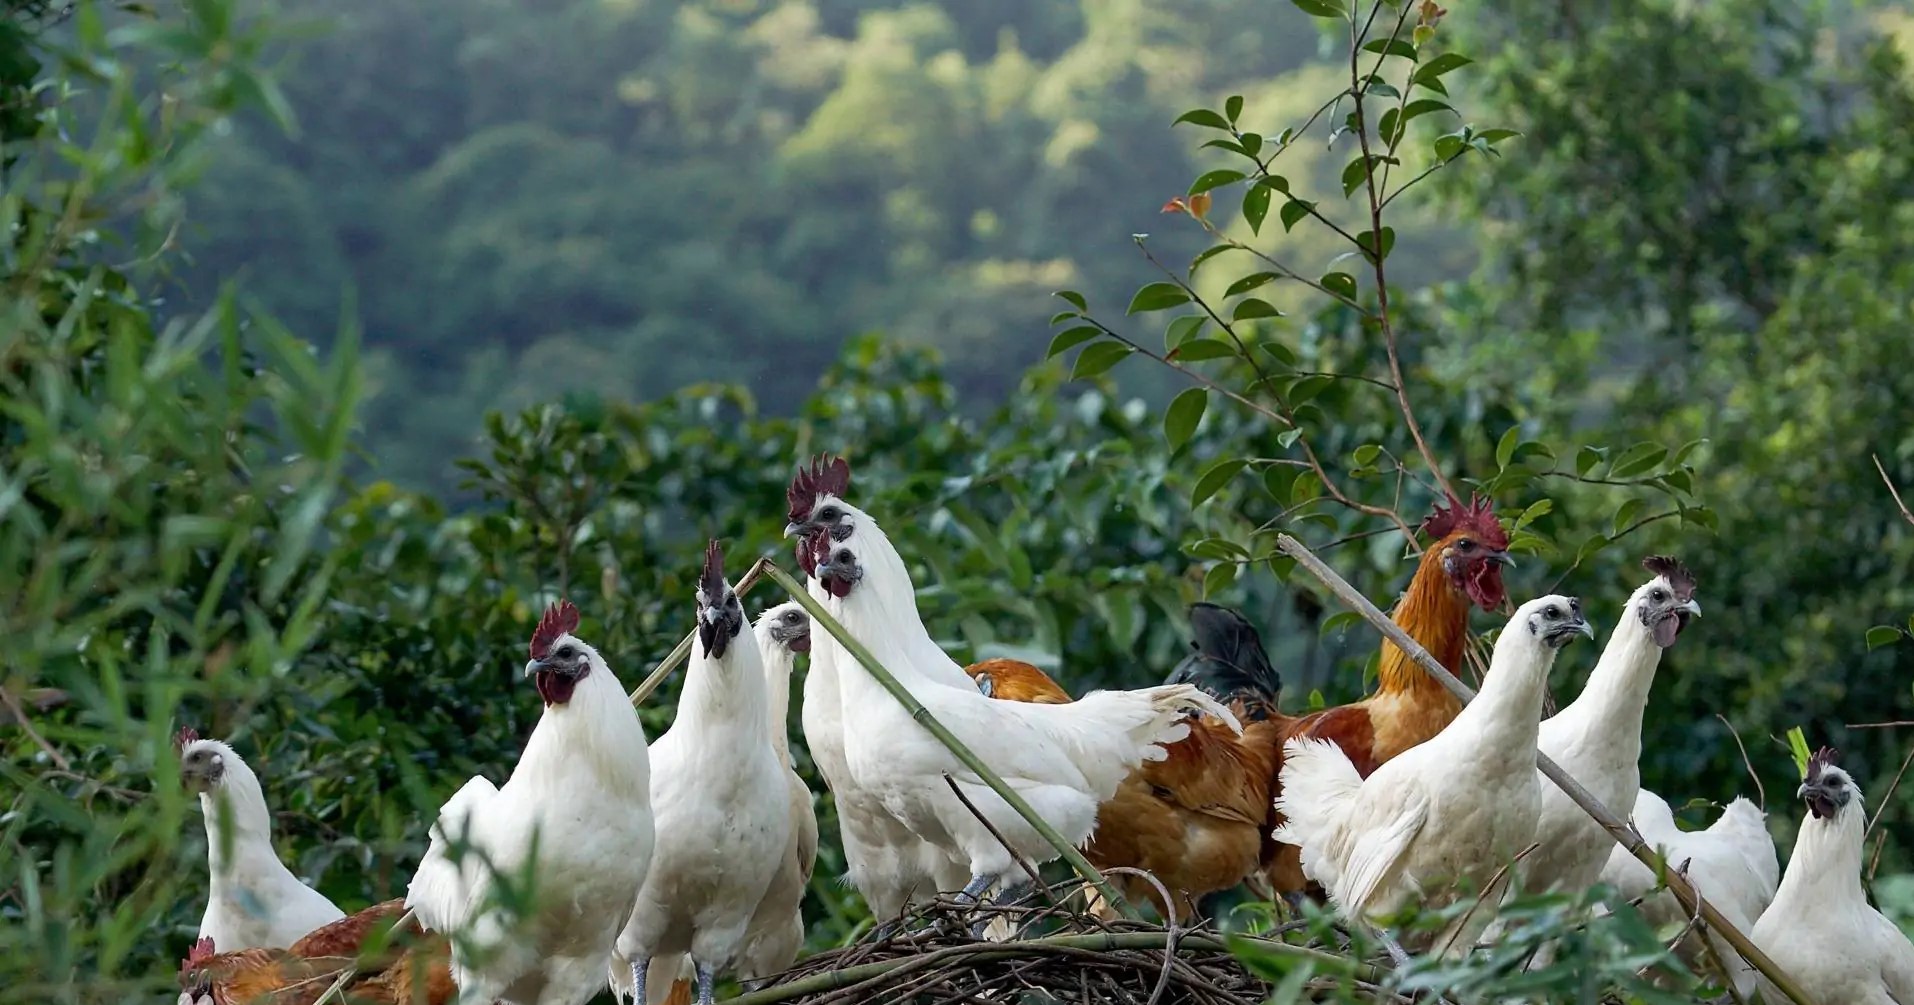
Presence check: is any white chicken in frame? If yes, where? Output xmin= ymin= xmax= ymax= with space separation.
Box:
xmin=1522 ymin=556 xmax=1701 ymax=895
xmin=178 ymin=728 xmax=345 ymax=950
xmin=785 ymin=457 xmax=970 ymax=932
xmin=405 ymin=599 xmax=654 ymax=1005
xmin=611 ymin=541 xmax=793 ymax=1005
xmin=1273 ymin=594 xmax=1593 ymax=957
xmin=1751 ymin=747 xmax=1914 ymax=1005
xmin=1598 ymin=788 xmax=1777 ymax=997
xmin=789 ymin=471 xmax=1240 ymax=911
xmin=738 ymin=601 xmax=821 ymax=986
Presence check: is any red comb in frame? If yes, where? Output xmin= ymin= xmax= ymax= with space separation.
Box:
xmin=1421 ymin=493 xmax=1509 ymax=550
xmin=787 ymin=455 xmax=851 ymax=525
xmin=175 ymin=726 xmax=200 ymax=752
xmin=530 ymin=600 xmax=581 ymax=661
xmin=1807 ymin=745 xmax=1841 ymax=781
xmin=181 ymin=935 xmax=216 ymax=974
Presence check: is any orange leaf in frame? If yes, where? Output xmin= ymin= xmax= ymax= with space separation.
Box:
xmin=1187 ymin=192 xmax=1212 ymax=219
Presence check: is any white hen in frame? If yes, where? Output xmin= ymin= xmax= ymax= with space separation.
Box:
xmin=406 ymin=599 xmax=654 ymax=1005
xmin=1598 ymin=788 xmax=1777 ymax=996
xmin=785 ymin=457 xmax=971 ymax=929
xmin=1273 ymin=594 xmax=1593 ymax=957
xmin=179 ymin=729 xmax=345 ymax=951
xmin=1752 ymin=747 xmax=1914 ymax=1005
xmin=737 ymin=601 xmax=821 ymax=986
xmin=791 ymin=476 xmax=1240 ymax=907
xmin=611 ymin=541 xmax=793 ymax=1005
xmin=1523 ymin=556 xmax=1701 ymax=896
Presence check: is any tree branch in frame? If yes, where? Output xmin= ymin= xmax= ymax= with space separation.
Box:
xmin=1876 ymin=453 xmax=1913 ymax=526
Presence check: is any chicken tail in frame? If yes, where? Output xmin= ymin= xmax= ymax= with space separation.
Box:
xmin=404 ymin=775 xmax=498 ymax=935
xmin=1269 ymin=737 xmax=1363 ymax=848
xmin=1164 ymin=603 xmax=1283 ymax=719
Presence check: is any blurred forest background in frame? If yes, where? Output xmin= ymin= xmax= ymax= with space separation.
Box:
xmin=6 ymin=0 xmax=1914 ymax=999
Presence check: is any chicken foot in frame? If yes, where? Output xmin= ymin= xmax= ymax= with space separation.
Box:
xmin=628 ymin=957 xmax=648 ymax=1005
xmin=692 ymin=960 xmax=717 ymax=1005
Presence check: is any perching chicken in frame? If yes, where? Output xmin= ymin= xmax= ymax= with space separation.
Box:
xmin=1274 ymin=595 xmax=1592 ymax=957
xmin=739 ymin=601 xmax=820 ymax=986
xmin=179 ymin=728 xmax=346 ymax=951
xmin=789 ymin=466 xmax=1240 ymax=913
xmin=405 ymin=599 xmax=655 ymax=1005
xmin=1263 ymin=494 xmax=1514 ymax=897
xmin=175 ymin=899 xmax=456 ymax=1005
xmin=785 ymin=456 xmax=970 ymax=929
xmin=1599 ymin=789 xmax=1777 ymax=998
xmin=960 ymin=605 xmax=1287 ymax=921
xmin=1521 ymin=556 xmax=1701 ymax=896
xmin=611 ymin=542 xmax=793 ymax=1005
xmin=1751 ymin=748 xmax=1914 ymax=1005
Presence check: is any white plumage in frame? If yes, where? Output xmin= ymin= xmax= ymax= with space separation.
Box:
xmin=1598 ymin=788 xmax=1777 ymax=997
xmin=611 ymin=543 xmax=793 ymax=1005
xmin=1523 ymin=558 xmax=1700 ymax=895
xmin=799 ymin=494 xmax=1239 ymax=903
xmin=1751 ymin=750 xmax=1914 ymax=1005
xmin=181 ymin=734 xmax=345 ymax=951
xmin=736 ymin=601 xmax=822 ymax=985
xmin=406 ymin=601 xmax=655 ymax=1005
xmin=1272 ymin=594 xmax=1592 ymax=956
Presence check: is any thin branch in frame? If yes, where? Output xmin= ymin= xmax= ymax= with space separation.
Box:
xmin=1291 ymin=369 xmax=1398 ymax=392
xmin=1184 ymin=221 xmax=1366 ymax=312
xmin=627 ymin=556 xmax=772 ymax=704
xmin=1547 ymin=509 xmax=1682 ymax=592
xmin=1864 ymin=742 xmax=1914 ymax=843
xmin=0 ymin=686 xmax=69 ymax=770
xmin=1876 ymin=453 xmax=1913 ymax=526
xmin=1078 ymin=316 xmax=1293 ymax=429
xmin=1848 ymin=720 xmax=1914 ymax=730
xmin=1715 ymin=714 xmax=1767 ymax=810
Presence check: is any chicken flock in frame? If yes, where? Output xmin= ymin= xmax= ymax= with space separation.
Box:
xmin=172 ymin=455 xmax=1914 ymax=1005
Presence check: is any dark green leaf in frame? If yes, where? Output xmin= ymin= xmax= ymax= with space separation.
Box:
xmin=1866 ymin=626 xmax=1905 ymax=651
xmin=1362 ymin=37 xmax=1417 ymax=58
xmin=1434 ymin=133 xmax=1464 ymax=160
xmin=1495 ymin=426 xmax=1521 ymax=469
xmin=1259 ymin=340 xmax=1298 ymax=367
xmin=1048 ymin=310 xmax=1078 ymax=326
xmin=1190 ymin=244 xmax=1236 ymax=275
xmin=1164 ymin=388 xmax=1208 ymax=451
xmin=1609 ymin=443 xmax=1669 ymax=479
xmin=1192 ymin=458 xmax=1247 ymax=508
xmin=1356 ymin=226 xmax=1396 ymax=263
xmin=1239 ymin=133 xmax=1264 ymax=157
xmin=1575 ymin=445 xmax=1605 ymax=477
xmin=1164 ymin=315 xmax=1206 ymax=350
xmin=1353 ymin=444 xmax=1382 ymax=466
xmin=1280 ymin=199 xmax=1315 ymax=232
xmin=1190 ymin=168 xmax=1247 ymax=195
xmin=1289 ymin=0 xmax=1346 ymax=18
xmin=1412 ymin=52 xmax=1473 ymax=86
xmin=1289 ymin=375 xmax=1332 ymax=407
xmin=1243 ymin=181 xmax=1272 ymax=234
xmin=1515 ymin=498 xmax=1553 ymax=530
xmin=1046 ymin=326 xmax=1101 ymax=359
xmin=1170 ymin=339 xmax=1237 ymax=362
xmin=1478 ymin=128 xmax=1521 ymax=145
xmin=1127 ymin=282 xmax=1190 ymax=314
xmin=1054 ymin=290 xmax=1088 ymax=311
xmin=1071 ymin=341 xmax=1134 ymax=380
xmin=1226 ymin=272 xmax=1278 ymax=297
xmin=1233 ymin=298 xmax=1282 ymax=322
xmin=1341 ymin=155 xmax=1374 ymax=197
xmin=1174 ymin=108 xmax=1232 ymax=130
xmin=1320 ymin=272 xmax=1358 ymax=301
xmin=1671 ymin=438 xmax=1709 ymax=466
xmin=1612 ymin=497 xmax=1647 ymax=537
xmin=1203 ymin=561 xmax=1239 ymax=597
xmin=1224 ymin=94 xmax=1244 ymax=123
xmin=1201 ymin=138 xmax=1249 ymax=156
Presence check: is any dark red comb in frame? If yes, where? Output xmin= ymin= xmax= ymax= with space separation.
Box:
xmin=1641 ymin=555 xmax=1697 ymax=598
xmin=1421 ymin=493 xmax=1509 ymax=550
xmin=787 ymin=455 xmax=851 ymax=525
xmin=530 ymin=600 xmax=581 ymax=661
xmin=700 ymin=539 xmax=727 ymax=604
xmin=174 ymin=726 xmax=200 ymax=752
xmin=1807 ymin=746 xmax=1841 ymax=782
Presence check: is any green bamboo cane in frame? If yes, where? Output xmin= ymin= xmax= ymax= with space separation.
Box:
xmin=761 ymin=562 xmax=1134 ymax=918
xmin=627 ymin=555 xmax=773 ymax=705
xmin=1274 ymin=533 xmax=1816 ymax=1005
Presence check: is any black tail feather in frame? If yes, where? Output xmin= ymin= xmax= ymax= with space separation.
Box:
xmin=1164 ymin=602 xmax=1283 ymax=716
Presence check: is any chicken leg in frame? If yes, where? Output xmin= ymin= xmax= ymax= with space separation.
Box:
xmin=628 ymin=958 xmax=648 ymax=1005
xmin=693 ymin=960 xmax=717 ymax=1005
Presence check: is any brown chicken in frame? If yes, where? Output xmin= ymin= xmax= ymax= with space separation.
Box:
xmin=1261 ymin=493 xmax=1512 ymax=898
xmin=962 ymin=620 xmax=1287 ymax=921
xmin=178 ymin=899 xmax=456 ymax=1005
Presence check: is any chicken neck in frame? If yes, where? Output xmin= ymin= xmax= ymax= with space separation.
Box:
xmin=1550 ymin=617 xmax=1662 ymax=766
xmin=200 ymin=761 xmax=279 ymax=879
xmin=1776 ymin=804 xmax=1866 ymax=908
xmin=1374 ymin=556 xmax=1472 ymax=710
xmin=674 ymin=633 xmax=773 ymax=747
xmin=762 ymin=651 xmax=796 ymax=769
xmin=1446 ymin=632 xmax=1557 ymax=767
xmin=514 ymin=665 xmax=650 ymax=805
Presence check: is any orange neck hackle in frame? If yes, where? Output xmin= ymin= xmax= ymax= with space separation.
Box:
xmin=1375 ymin=538 xmax=1474 ymax=699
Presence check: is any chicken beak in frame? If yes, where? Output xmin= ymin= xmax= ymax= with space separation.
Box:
xmin=1681 ymin=598 xmax=1702 ymax=617
xmin=1486 ymin=550 xmax=1516 ymax=568
xmin=782 ymin=521 xmax=803 ymax=539
xmin=523 ymin=658 xmax=550 ymax=678
xmin=1575 ymin=618 xmax=1595 ymax=639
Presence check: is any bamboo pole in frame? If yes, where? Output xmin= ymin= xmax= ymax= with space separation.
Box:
xmin=627 ymin=555 xmax=773 ymax=705
xmin=760 ymin=562 xmax=1134 ymax=918
xmin=722 ymin=930 xmax=1378 ymax=1005
xmin=1273 ymin=534 xmax=1816 ymax=1005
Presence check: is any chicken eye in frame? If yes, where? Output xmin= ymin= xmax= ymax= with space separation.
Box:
xmin=818 ymin=507 xmax=841 ymax=522
xmin=1458 ymin=539 xmax=1476 ymax=552
xmin=1649 ymin=589 xmax=1667 ymax=603
xmin=1544 ymin=606 xmax=1561 ymax=619
xmin=556 ymin=645 xmax=576 ymax=658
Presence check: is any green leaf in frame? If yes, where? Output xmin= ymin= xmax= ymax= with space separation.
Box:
xmin=1495 ymin=426 xmax=1522 ymax=469
xmin=1320 ymin=272 xmax=1358 ymax=302
xmin=1243 ymin=181 xmax=1272 ymax=234
xmin=1289 ymin=0 xmax=1346 ymax=18
xmin=1353 ymin=444 xmax=1382 ymax=466
xmin=1379 ymin=107 xmax=1404 ymax=146
xmin=1239 ymin=133 xmax=1264 ymax=157
xmin=1174 ymin=108 xmax=1232 ymax=130
xmin=1866 ymin=626 xmax=1906 ymax=651
xmin=1192 ymin=458 xmax=1247 ymax=508
xmin=1787 ymin=727 xmax=1812 ymax=781
xmin=1190 ymin=168 xmax=1247 ymax=195
xmin=1190 ymin=244 xmax=1236 ymax=275
xmin=1612 ymin=497 xmax=1647 ymax=537
xmin=1203 ymin=561 xmax=1239 ymax=598
xmin=1662 ymin=468 xmax=1695 ymax=497
xmin=1226 ymin=272 xmax=1278 ymax=297
xmin=1233 ymin=298 xmax=1282 ymax=322
xmin=1046 ymin=326 xmax=1101 ymax=359
xmin=1224 ymin=94 xmax=1244 ymax=123
xmin=1401 ymin=98 xmax=1453 ymax=125
xmin=1412 ymin=52 xmax=1473 ymax=86
xmin=1477 ymin=128 xmax=1521 ymax=145
xmin=1127 ymin=282 xmax=1190 ymax=314
xmin=1170 ymin=339 xmax=1237 ymax=362
xmin=1575 ymin=445 xmax=1605 ymax=477
xmin=1278 ymin=427 xmax=1304 ymax=449
xmin=1165 ymin=315 xmax=1206 ymax=350
xmin=1321 ymin=610 xmax=1367 ymax=637
xmin=1362 ymin=37 xmax=1417 ymax=58
xmin=1573 ymin=533 xmax=1611 ymax=566
xmin=1259 ymin=340 xmax=1298 ymax=367
xmin=1188 ymin=537 xmax=1249 ymax=562
xmin=1609 ymin=443 xmax=1669 ymax=479
xmin=1054 ymin=290 xmax=1088 ymax=311
xmin=1514 ymin=498 xmax=1553 ymax=530
xmin=1164 ymin=388 xmax=1208 ymax=451
xmin=1071 ymin=341 xmax=1133 ymax=380
xmin=1356 ymin=226 xmax=1396 ymax=263
xmin=1671 ymin=438 xmax=1709 ymax=466
xmin=1341 ymin=155 xmax=1375 ymax=197
xmin=1279 ymin=199 xmax=1315 ymax=232
xmin=1048 ymin=310 xmax=1078 ymax=326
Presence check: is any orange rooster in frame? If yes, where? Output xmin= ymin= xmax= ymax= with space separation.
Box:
xmin=961 ymin=608 xmax=1287 ymax=921
xmin=177 ymin=899 xmax=456 ymax=1005
xmin=1261 ymin=493 xmax=1512 ymax=898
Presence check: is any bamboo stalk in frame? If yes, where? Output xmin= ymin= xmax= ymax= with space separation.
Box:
xmin=723 ymin=931 xmax=1375 ymax=1005
xmin=1273 ymin=534 xmax=1816 ymax=1005
xmin=760 ymin=562 xmax=1135 ymax=918
xmin=627 ymin=555 xmax=773 ymax=705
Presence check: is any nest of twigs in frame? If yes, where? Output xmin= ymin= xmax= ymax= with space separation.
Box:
xmin=732 ymin=876 xmax=1398 ymax=1005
